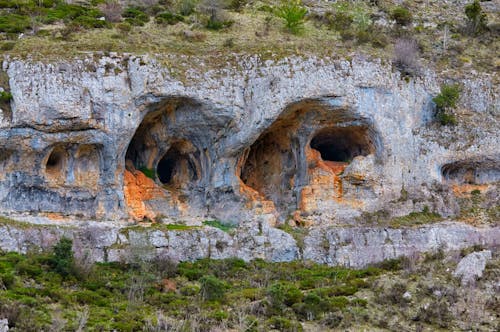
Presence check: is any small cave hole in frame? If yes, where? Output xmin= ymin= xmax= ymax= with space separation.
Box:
xmin=45 ymin=147 xmax=68 ymax=183
xmin=46 ymin=149 xmax=65 ymax=172
xmin=157 ymin=146 xmax=198 ymax=187
xmin=310 ymin=126 xmax=373 ymax=162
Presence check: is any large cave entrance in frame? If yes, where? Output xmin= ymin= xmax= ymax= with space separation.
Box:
xmin=123 ymin=97 xmax=209 ymax=221
xmin=310 ymin=126 xmax=373 ymax=163
xmin=238 ymin=99 xmax=380 ymax=221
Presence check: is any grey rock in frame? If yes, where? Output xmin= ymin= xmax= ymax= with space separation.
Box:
xmin=453 ymin=250 xmax=492 ymax=286
xmin=0 ymin=319 xmax=8 ymax=332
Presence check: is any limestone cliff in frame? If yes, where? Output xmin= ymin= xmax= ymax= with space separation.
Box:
xmin=0 ymin=54 xmax=497 ymax=228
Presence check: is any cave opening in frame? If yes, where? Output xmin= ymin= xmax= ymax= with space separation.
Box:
xmin=310 ymin=126 xmax=373 ymax=163
xmin=45 ymin=147 xmax=67 ymax=175
xmin=44 ymin=146 xmax=68 ymax=184
xmin=157 ymin=144 xmax=199 ymax=187
xmin=240 ymin=128 xmax=297 ymax=214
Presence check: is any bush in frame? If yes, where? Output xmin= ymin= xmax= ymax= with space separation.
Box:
xmin=393 ymin=38 xmax=419 ymax=75
xmin=178 ymin=0 xmax=197 ymax=16
xmin=464 ymin=0 xmax=487 ymax=35
xmin=199 ymin=275 xmax=227 ymax=301
xmin=329 ymin=11 xmax=352 ymax=32
xmin=116 ymin=22 xmax=132 ymax=34
xmin=99 ymin=0 xmax=123 ymax=23
xmin=51 ymin=237 xmax=75 ymax=278
xmin=391 ymin=6 xmax=412 ymax=26
xmin=123 ymin=7 xmax=150 ymax=26
xmin=433 ymin=84 xmax=461 ymax=110
xmin=228 ymin=0 xmax=247 ymax=12
xmin=0 ymin=91 xmax=12 ymax=103
xmin=155 ymin=11 xmax=184 ymax=25
xmin=266 ymin=316 xmax=303 ymax=332
xmin=433 ymin=84 xmax=460 ymax=126
xmin=0 ymin=14 xmax=30 ymax=33
xmin=199 ymin=0 xmax=233 ymax=30
xmin=267 ymin=281 xmax=303 ymax=311
xmin=275 ymin=0 xmax=307 ymax=34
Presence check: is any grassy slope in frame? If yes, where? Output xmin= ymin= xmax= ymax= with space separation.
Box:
xmin=0 ymin=0 xmax=497 ymax=78
xmin=0 ymin=246 xmax=498 ymax=331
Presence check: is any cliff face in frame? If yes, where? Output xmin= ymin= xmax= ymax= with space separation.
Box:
xmin=0 ymin=54 xmax=498 ymax=225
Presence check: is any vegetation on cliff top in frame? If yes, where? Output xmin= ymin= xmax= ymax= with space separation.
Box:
xmin=0 ymin=0 xmax=497 ymax=75
xmin=0 ymin=238 xmax=498 ymax=331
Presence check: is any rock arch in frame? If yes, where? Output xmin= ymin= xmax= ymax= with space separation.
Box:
xmin=239 ymin=98 xmax=381 ymax=222
xmin=123 ymin=96 xmax=228 ymax=221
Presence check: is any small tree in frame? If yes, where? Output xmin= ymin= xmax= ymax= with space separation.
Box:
xmin=200 ymin=275 xmax=227 ymax=301
xmin=52 ymin=237 xmax=75 ymax=278
xmin=464 ymin=0 xmax=487 ymax=35
xmin=275 ymin=0 xmax=307 ymax=34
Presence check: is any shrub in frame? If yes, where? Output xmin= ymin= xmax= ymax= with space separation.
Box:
xmin=178 ymin=0 xmax=197 ymax=16
xmin=464 ymin=0 xmax=487 ymax=35
xmin=0 ymin=41 xmax=15 ymax=51
xmin=155 ymin=11 xmax=184 ymax=25
xmin=228 ymin=0 xmax=247 ymax=12
xmin=99 ymin=0 xmax=122 ymax=23
xmin=0 ymin=14 xmax=31 ymax=33
xmin=267 ymin=281 xmax=303 ymax=311
xmin=329 ymin=11 xmax=352 ymax=31
xmin=0 ymin=91 xmax=12 ymax=103
xmin=433 ymin=83 xmax=460 ymax=126
xmin=391 ymin=6 xmax=412 ymax=26
xmin=199 ymin=275 xmax=227 ymax=301
xmin=266 ymin=316 xmax=303 ymax=332
xmin=199 ymin=0 xmax=233 ymax=30
xmin=433 ymin=84 xmax=461 ymax=110
xmin=416 ymin=299 xmax=453 ymax=328
xmin=116 ymin=22 xmax=132 ymax=34
xmin=123 ymin=7 xmax=150 ymax=26
xmin=393 ymin=38 xmax=419 ymax=75
xmin=51 ymin=237 xmax=75 ymax=278
xmin=275 ymin=0 xmax=307 ymax=34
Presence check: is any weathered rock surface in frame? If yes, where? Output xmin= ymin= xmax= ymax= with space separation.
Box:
xmin=0 ymin=54 xmax=498 ymax=224
xmin=0 ymin=319 xmax=8 ymax=332
xmin=0 ymin=218 xmax=498 ymax=267
xmin=453 ymin=250 xmax=492 ymax=286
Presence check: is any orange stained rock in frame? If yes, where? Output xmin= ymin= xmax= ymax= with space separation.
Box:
xmin=300 ymin=148 xmax=349 ymax=213
xmin=123 ymin=169 xmax=166 ymax=221
xmin=45 ymin=212 xmax=66 ymax=221
xmin=238 ymin=179 xmax=277 ymax=214
xmin=452 ymin=183 xmax=490 ymax=197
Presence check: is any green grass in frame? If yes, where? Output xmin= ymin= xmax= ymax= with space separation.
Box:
xmin=203 ymin=220 xmax=237 ymax=233
xmin=389 ymin=209 xmax=442 ymax=227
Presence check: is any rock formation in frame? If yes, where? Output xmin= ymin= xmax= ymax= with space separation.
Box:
xmin=0 ymin=54 xmax=498 ymax=265
xmin=1 ymin=55 xmax=497 ymax=225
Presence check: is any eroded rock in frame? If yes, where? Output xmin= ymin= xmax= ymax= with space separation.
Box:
xmin=453 ymin=250 xmax=492 ymax=286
